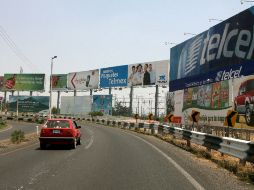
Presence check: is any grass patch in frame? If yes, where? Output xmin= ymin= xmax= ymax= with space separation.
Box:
xmin=11 ymin=130 xmax=25 ymax=144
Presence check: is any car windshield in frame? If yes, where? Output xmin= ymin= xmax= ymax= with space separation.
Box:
xmin=44 ymin=120 xmax=70 ymax=128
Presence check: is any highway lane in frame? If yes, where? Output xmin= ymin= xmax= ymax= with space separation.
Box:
xmin=0 ymin=123 xmax=252 ymax=190
xmin=0 ymin=121 xmax=38 ymax=141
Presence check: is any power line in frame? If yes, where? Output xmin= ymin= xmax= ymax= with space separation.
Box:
xmin=0 ymin=25 xmax=40 ymax=72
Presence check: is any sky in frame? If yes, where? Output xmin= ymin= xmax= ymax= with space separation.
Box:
xmin=0 ymin=0 xmax=253 ymax=114
xmin=0 ymin=0 xmax=252 ymax=76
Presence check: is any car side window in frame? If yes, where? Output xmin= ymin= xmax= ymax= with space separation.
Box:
xmin=73 ymin=121 xmax=78 ymax=129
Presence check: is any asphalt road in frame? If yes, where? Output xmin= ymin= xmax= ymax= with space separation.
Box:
xmin=0 ymin=123 xmax=252 ymax=190
xmin=0 ymin=121 xmax=38 ymax=140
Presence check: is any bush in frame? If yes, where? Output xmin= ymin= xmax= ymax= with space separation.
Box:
xmin=11 ymin=130 xmax=25 ymax=144
xmin=89 ymin=111 xmax=104 ymax=118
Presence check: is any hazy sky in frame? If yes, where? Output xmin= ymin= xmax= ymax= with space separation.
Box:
xmin=0 ymin=0 xmax=252 ymax=76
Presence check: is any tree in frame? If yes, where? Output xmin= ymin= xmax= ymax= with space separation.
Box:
xmin=112 ymin=101 xmax=129 ymax=116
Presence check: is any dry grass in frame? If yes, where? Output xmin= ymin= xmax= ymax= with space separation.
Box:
xmin=156 ymin=133 xmax=254 ymax=183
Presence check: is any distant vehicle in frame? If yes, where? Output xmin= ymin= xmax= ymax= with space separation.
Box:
xmin=39 ymin=118 xmax=81 ymax=149
xmin=234 ymin=78 xmax=254 ymax=126
xmin=38 ymin=110 xmax=49 ymax=117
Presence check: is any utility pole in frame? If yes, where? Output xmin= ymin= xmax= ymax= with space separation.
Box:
xmin=155 ymin=85 xmax=159 ymax=118
xmin=57 ymin=91 xmax=60 ymax=114
xmin=129 ymin=86 xmax=133 ymax=116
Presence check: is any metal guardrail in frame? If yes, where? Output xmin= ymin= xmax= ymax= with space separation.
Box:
xmin=93 ymin=118 xmax=254 ymax=165
xmin=1 ymin=114 xmax=254 ymax=164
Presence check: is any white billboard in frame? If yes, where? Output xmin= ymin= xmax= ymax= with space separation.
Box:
xmin=127 ymin=60 xmax=169 ymax=86
xmin=60 ymin=96 xmax=92 ymax=115
xmin=67 ymin=70 xmax=99 ymax=90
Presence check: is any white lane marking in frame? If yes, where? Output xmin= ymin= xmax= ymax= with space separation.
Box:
xmin=123 ymin=131 xmax=205 ymax=190
xmin=0 ymin=125 xmax=12 ymax=133
xmin=85 ymin=135 xmax=94 ymax=149
xmin=85 ymin=128 xmax=94 ymax=149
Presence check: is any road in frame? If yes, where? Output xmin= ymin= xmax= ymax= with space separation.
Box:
xmin=0 ymin=121 xmax=38 ymax=140
xmin=0 ymin=122 xmax=252 ymax=190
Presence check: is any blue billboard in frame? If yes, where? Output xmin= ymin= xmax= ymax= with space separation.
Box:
xmin=100 ymin=65 xmax=128 ymax=88
xmin=170 ymin=6 xmax=254 ymax=91
xmin=92 ymin=95 xmax=112 ymax=115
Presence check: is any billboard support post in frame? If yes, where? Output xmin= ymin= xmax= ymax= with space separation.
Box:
xmin=155 ymin=85 xmax=159 ymax=118
xmin=57 ymin=91 xmax=60 ymax=114
xmin=4 ymin=91 xmax=6 ymax=104
xmin=129 ymin=86 xmax=133 ymax=116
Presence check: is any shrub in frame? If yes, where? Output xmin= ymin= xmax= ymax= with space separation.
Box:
xmin=11 ymin=130 xmax=25 ymax=144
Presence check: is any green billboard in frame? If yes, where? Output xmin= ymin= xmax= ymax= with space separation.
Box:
xmin=3 ymin=74 xmax=45 ymax=91
xmin=8 ymin=96 xmax=49 ymax=113
xmin=52 ymin=74 xmax=67 ymax=90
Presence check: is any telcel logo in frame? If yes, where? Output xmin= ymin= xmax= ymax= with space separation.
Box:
xmin=215 ymin=66 xmax=242 ymax=81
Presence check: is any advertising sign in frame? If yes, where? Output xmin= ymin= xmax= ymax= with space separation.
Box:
xmin=166 ymin=74 xmax=254 ymax=127
xmin=128 ymin=60 xmax=168 ymax=86
xmin=67 ymin=70 xmax=99 ymax=90
xmin=170 ymin=6 xmax=254 ymax=91
xmin=3 ymin=74 xmax=45 ymax=91
xmin=8 ymin=96 xmax=49 ymax=113
xmin=51 ymin=74 xmax=67 ymax=90
xmin=92 ymin=95 xmax=112 ymax=115
xmin=100 ymin=65 xmax=128 ymax=88
xmin=60 ymin=96 xmax=92 ymax=115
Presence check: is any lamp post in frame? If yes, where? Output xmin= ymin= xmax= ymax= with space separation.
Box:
xmin=241 ymin=0 xmax=254 ymax=4
xmin=209 ymin=18 xmax=223 ymax=22
xmin=49 ymin=56 xmax=57 ymax=119
xmin=184 ymin=32 xmax=197 ymax=36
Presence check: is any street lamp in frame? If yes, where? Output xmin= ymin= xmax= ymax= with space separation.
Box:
xmin=49 ymin=56 xmax=57 ymax=119
xmin=209 ymin=18 xmax=223 ymax=22
xmin=241 ymin=0 xmax=254 ymax=4
xmin=184 ymin=32 xmax=197 ymax=36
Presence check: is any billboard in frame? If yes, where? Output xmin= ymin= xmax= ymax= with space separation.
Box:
xmin=60 ymin=96 xmax=92 ymax=115
xmin=3 ymin=74 xmax=45 ymax=91
xmin=51 ymin=74 xmax=67 ymax=90
xmin=128 ymin=60 xmax=168 ymax=86
xmin=100 ymin=65 xmax=128 ymax=88
xmin=92 ymin=95 xmax=112 ymax=115
xmin=8 ymin=96 xmax=49 ymax=113
xmin=166 ymin=74 xmax=254 ymax=127
xmin=170 ymin=6 xmax=254 ymax=91
xmin=67 ymin=70 xmax=99 ymax=90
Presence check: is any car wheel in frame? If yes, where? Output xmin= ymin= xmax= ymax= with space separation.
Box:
xmin=77 ymin=137 xmax=81 ymax=145
xmin=40 ymin=143 xmax=46 ymax=150
xmin=72 ymin=138 xmax=77 ymax=149
xmin=245 ymin=106 xmax=254 ymax=126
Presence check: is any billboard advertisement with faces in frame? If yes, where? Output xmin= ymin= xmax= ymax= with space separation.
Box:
xmin=128 ymin=60 xmax=168 ymax=86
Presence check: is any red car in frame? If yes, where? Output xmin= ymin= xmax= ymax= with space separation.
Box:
xmin=234 ymin=78 xmax=254 ymax=126
xmin=39 ymin=118 xmax=82 ymax=149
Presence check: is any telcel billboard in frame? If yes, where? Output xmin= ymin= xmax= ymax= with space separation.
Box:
xmin=170 ymin=6 xmax=254 ymax=91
